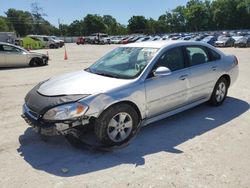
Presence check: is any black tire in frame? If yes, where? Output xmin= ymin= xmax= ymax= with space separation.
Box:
xmin=29 ymin=58 xmax=44 ymax=66
xmin=209 ymin=77 xmax=228 ymax=106
xmin=49 ymin=44 xmax=55 ymax=49
xmin=94 ymin=104 xmax=139 ymax=146
xmin=29 ymin=59 xmax=36 ymax=66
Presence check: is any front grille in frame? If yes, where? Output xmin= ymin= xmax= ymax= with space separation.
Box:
xmin=21 ymin=112 xmax=58 ymax=136
xmin=23 ymin=104 xmax=41 ymax=120
xmin=29 ymin=109 xmax=40 ymax=119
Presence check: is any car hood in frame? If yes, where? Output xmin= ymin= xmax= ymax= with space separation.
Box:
xmin=29 ymin=52 xmax=46 ymax=57
xmin=38 ymin=70 xmax=132 ymax=96
xmin=215 ymin=40 xmax=226 ymax=44
xmin=235 ymin=39 xmax=247 ymax=43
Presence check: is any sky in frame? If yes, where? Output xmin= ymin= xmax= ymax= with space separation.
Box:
xmin=0 ymin=0 xmax=189 ymax=27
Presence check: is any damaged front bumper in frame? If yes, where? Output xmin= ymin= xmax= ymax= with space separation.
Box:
xmin=22 ymin=104 xmax=90 ymax=136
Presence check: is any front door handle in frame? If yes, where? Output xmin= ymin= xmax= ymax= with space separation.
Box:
xmin=179 ymin=74 xmax=188 ymax=80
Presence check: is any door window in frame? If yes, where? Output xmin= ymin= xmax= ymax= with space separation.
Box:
xmin=2 ymin=45 xmax=21 ymax=52
xmin=154 ymin=47 xmax=185 ymax=71
xmin=206 ymin=48 xmax=221 ymax=61
xmin=185 ymin=46 xmax=209 ymax=66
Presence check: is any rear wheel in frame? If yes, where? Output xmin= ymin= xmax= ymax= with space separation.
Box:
xmin=49 ymin=44 xmax=56 ymax=49
xmin=209 ymin=77 xmax=228 ymax=106
xmin=94 ymin=104 xmax=139 ymax=146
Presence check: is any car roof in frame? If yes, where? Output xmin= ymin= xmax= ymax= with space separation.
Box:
xmin=123 ymin=40 xmax=210 ymax=49
xmin=0 ymin=42 xmax=28 ymax=51
xmin=123 ymin=40 xmax=225 ymax=57
xmin=0 ymin=41 xmax=14 ymax=44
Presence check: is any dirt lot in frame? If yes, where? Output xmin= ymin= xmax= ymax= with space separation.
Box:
xmin=0 ymin=44 xmax=249 ymax=188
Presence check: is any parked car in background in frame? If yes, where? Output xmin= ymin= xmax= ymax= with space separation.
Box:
xmin=28 ymin=35 xmax=59 ymax=49
xmin=100 ymin=36 xmax=111 ymax=44
xmin=0 ymin=42 xmax=48 ymax=67
xmin=234 ymin=36 xmax=250 ymax=47
xmin=50 ymin=36 xmax=64 ymax=47
xmin=149 ymin=35 xmax=162 ymax=41
xmin=119 ymin=36 xmax=134 ymax=44
xmin=214 ymin=36 xmax=235 ymax=47
xmin=22 ymin=40 xmax=238 ymax=147
xmin=110 ymin=36 xmax=123 ymax=44
xmin=89 ymin=33 xmax=111 ymax=44
xmin=21 ymin=36 xmax=44 ymax=50
xmin=189 ymin=34 xmax=207 ymax=41
xmin=128 ymin=36 xmax=144 ymax=43
xmin=76 ymin=37 xmax=85 ymax=45
xmin=0 ymin=32 xmax=16 ymax=43
xmin=201 ymin=36 xmax=217 ymax=45
xmin=136 ymin=36 xmax=152 ymax=42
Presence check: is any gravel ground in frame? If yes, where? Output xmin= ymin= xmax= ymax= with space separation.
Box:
xmin=0 ymin=43 xmax=249 ymax=188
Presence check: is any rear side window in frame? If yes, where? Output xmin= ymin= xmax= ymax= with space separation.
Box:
xmin=185 ymin=46 xmax=209 ymax=66
xmin=155 ymin=47 xmax=185 ymax=71
xmin=207 ymin=48 xmax=221 ymax=61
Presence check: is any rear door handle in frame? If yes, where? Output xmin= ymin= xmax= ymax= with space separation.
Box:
xmin=179 ymin=74 xmax=188 ymax=80
xmin=211 ymin=66 xmax=217 ymax=71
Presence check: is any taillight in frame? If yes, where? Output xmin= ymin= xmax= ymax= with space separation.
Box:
xmin=234 ymin=55 xmax=238 ymax=65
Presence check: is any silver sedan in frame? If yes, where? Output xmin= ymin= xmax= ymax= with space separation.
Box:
xmin=0 ymin=42 xmax=48 ymax=67
xmin=22 ymin=41 xmax=239 ymax=147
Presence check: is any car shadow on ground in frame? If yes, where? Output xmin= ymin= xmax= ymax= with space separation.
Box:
xmin=0 ymin=64 xmax=47 ymax=71
xmin=17 ymin=97 xmax=249 ymax=177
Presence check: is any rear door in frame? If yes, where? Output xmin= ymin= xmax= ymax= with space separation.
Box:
xmin=184 ymin=46 xmax=220 ymax=102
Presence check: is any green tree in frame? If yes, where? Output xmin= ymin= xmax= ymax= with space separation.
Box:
xmin=5 ymin=9 xmax=33 ymax=36
xmin=116 ymin=23 xmax=128 ymax=35
xmin=103 ymin=15 xmax=118 ymax=34
xmin=234 ymin=0 xmax=250 ymax=29
xmin=59 ymin=24 xmax=69 ymax=36
xmin=171 ymin=6 xmax=186 ymax=32
xmin=83 ymin=14 xmax=106 ymax=35
xmin=67 ymin=20 xmax=85 ymax=36
xmin=127 ymin=16 xmax=149 ymax=33
xmin=31 ymin=2 xmax=48 ymax=34
xmin=185 ymin=0 xmax=209 ymax=31
xmin=157 ymin=14 xmax=170 ymax=33
xmin=0 ymin=16 xmax=10 ymax=31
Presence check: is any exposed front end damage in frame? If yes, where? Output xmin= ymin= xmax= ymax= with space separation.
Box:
xmin=22 ymin=83 xmax=92 ymax=136
xmin=22 ymin=103 xmax=91 ymax=136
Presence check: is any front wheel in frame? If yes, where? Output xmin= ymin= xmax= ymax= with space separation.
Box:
xmin=94 ymin=104 xmax=140 ymax=146
xmin=29 ymin=58 xmax=44 ymax=66
xmin=209 ymin=77 xmax=228 ymax=106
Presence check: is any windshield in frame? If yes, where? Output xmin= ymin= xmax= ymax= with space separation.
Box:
xmin=88 ymin=47 xmax=158 ymax=79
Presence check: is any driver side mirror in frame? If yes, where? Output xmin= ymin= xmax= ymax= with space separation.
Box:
xmin=154 ymin=66 xmax=171 ymax=77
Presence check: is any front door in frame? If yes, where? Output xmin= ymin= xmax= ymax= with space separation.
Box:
xmin=0 ymin=44 xmax=6 ymax=66
xmin=3 ymin=44 xmax=27 ymax=66
xmin=145 ymin=47 xmax=189 ymax=118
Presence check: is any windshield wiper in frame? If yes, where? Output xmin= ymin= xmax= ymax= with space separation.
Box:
xmin=86 ymin=68 xmax=131 ymax=79
xmin=92 ymin=71 xmax=119 ymax=78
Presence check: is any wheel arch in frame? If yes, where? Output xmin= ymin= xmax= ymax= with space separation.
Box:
xmin=220 ymin=74 xmax=231 ymax=87
xmin=98 ymin=100 xmax=142 ymax=121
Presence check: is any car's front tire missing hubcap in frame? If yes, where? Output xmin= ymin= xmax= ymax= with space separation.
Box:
xmin=94 ymin=104 xmax=139 ymax=146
